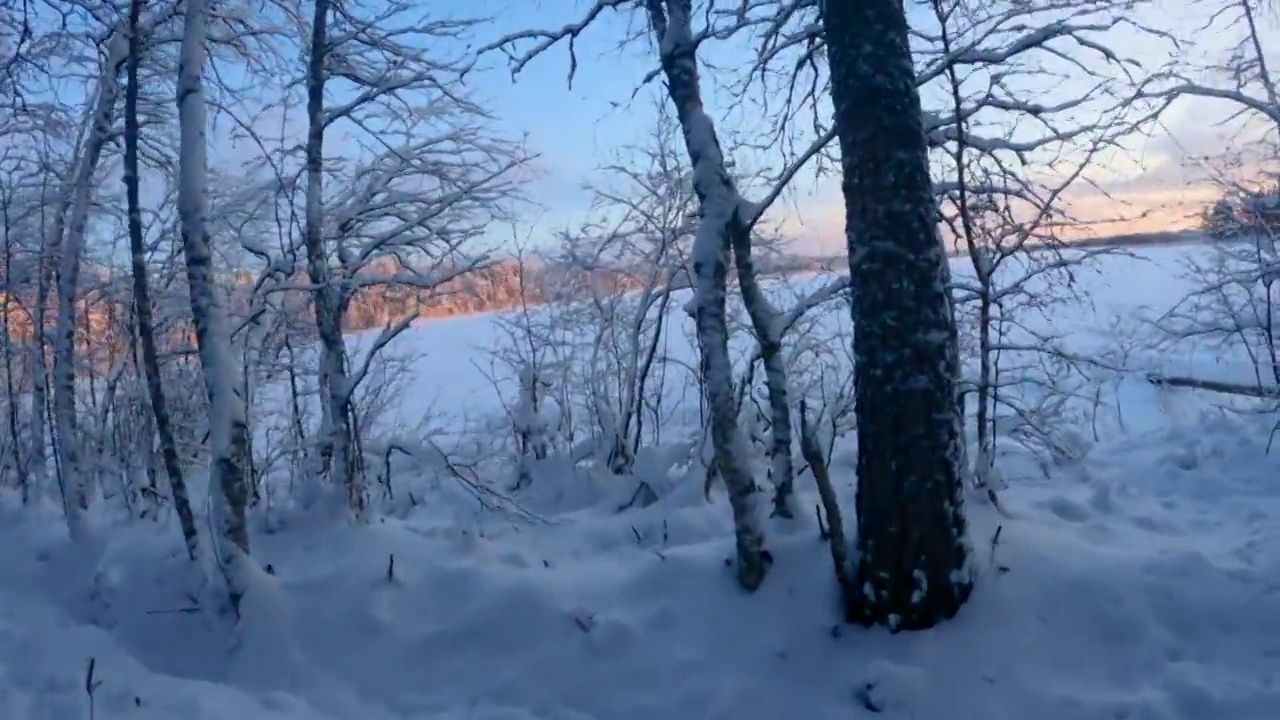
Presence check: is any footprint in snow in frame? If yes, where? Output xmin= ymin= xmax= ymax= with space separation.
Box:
xmin=1169 ymin=444 xmax=1200 ymax=471
xmin=1045 ymin=495 xmax=1090 ymax=523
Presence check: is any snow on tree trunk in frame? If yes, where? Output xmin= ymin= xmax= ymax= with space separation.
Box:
xmin=51 ymin=30 xmax=128 ymax=540
xmin=177 ymin=0 xmax=253 ymax=609
xmin=0 ymin=184 xmax=29 ymax=502
xmin=126 ymin=0 xmax=200 ymax=562
xmin=647 ymin=0 xmax=768 ymax=590
xmin=512 ymin=362 xmax=551 ymax=488
xmin=730 ymin=236 xmax=795 ymax=517
xmin=304 ymin=0 xmax=361 ymax=514
xmin=29 ymin=243 xmax=49 ymax=499
xmin=821 ymin=0 xmax=974 ymax=629
xmin=28 ymin=169 xmax=65 ymax=505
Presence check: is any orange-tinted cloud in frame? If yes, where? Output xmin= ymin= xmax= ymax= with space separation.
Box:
xmin=771 ymin=177 xmax=1219 ymax=255
xmin=1058 ymin=185 xmax=1220 ymax=239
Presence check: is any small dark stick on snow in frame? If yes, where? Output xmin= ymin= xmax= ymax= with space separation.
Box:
xmin=386 ymin=554 xmax=395 ymax=583
xmin=145 ymin=606 xmax=200 ymax=615
xmin=85 ymin=657 xmax=102 ymax=720
xmin=990 ymin=525 xmax=1011 ymax=574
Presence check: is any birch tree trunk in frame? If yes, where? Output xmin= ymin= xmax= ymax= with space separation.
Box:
xmin=177 ymin=0 xmax=253 ymax=609
xmin=52 ymin=32 xmax=129 ymax=540
xmin=646 ymin=0 xmax=768 ymax=590
xmin=304 ymin=0 xmax=361 ymax=514
xmin=0 ymin=184 xmax=28 ymax=503
xmin=29 ymin=259 xmax=48 ymax=498
xmin=730 ymin=240 xmax=795 ymax=517
xmin=821 ymin=0 xmax=974 ymax=630
xmin=126 ymin=0 xmax=200 ymax=562
xmin=29 ymin=172 xmax=55 ymax=503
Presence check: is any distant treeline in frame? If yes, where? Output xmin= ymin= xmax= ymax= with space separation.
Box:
xmin=346 ymin=229 xmax=1206 ymax=330
xmin=340 ymin=252 xmax=832 ymax=330
xmin=1061 ymin=229 xmax=1205 ymax=250
xmin=13 ymin=229 xmax=1204 ymax=348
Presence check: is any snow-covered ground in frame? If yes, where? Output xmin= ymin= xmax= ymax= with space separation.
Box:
xmin=2 ymin=244 xmax=1279 ymax=719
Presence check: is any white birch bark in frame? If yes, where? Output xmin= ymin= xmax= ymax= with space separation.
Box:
xmin=304 ymin=0 xmax=361 ymax=513
xmin=177 ymin=0 xmax=253 ymax=608
xmin=646 ymin=0 xmax=769 ymax=590
xmin=730 ymin=241 xmax=795 ymax=517
xmin=28 ymin=176 xmax=53 ymax=504
xmin=51 ymin=31 xmax=129 ymax=540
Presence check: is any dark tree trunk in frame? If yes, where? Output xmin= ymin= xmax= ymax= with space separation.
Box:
xmin=126 ymin=0 xmax=200 ymax=562
xmin=820 ymin=0 xmax=973 ymax=630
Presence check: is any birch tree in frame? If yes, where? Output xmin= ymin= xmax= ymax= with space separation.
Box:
xmin=489 ymin=1 xmax=780 ymax=586
xmin=300 ymin=0 xmax=357 ymax=511
xmin=635 ymin=19 xmax=768 ymax=542
xmin=50 ymin=22 xmax=132 ymax=540
xmin=177 ymin=0 xmax=253 ymax=608
xmin=28 ymin=145 xmax=54 ymax=513
xmin=486 ymin=0 xmax=877 ymax=585
xmin=285 ymin=0 xmax=526 ymax=514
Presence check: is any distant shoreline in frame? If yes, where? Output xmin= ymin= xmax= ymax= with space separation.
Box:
xmin=796 ymin=229 xmax=1206 ymax=273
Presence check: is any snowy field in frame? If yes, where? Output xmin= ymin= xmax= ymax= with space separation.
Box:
xmin=1 ymin=243 xmax=1278 ymax=719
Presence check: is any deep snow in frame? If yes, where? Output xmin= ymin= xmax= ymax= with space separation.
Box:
xmin=1 ymin=244 xmax=1278 ymax=719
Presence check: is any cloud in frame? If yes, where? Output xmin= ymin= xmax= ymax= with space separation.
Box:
xmin=1066 ymin=101 xmax=1280 ymax=237
xmin=772 ymin=150 xmax=1222 ymax=251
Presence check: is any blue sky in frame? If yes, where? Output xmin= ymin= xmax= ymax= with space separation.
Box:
xmin=445 ymin=0 xmax=767 ymax=245
xmin=180 ymin=0 xmax=1272 ymax=258
xmin=432 ymin=0 xmax=1264 ymax=254
xmin=10 ymin=0 xmax=1258 ymax=273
